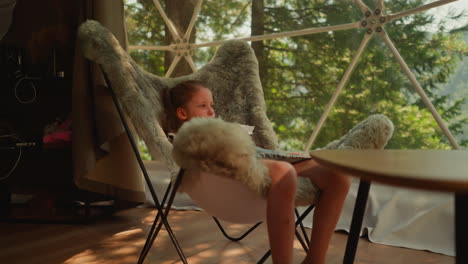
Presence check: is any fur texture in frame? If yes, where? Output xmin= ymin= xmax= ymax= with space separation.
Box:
xmin=320 ymin=114 xmax=395 ymax=150
xmin=78 ymin=20 xmax=278 ymax=179
xmin=173 ymin=115 xmax=394 ymax=206
xmin=173 ymin=118 xmax=269 ymax=197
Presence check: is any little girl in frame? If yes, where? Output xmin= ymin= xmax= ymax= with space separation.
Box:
xmin=162 ymin=80 xmax=350 ymax=264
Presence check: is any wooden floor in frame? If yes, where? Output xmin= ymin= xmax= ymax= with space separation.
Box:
xmin=0 ymin=207 xmax=454 ymax=264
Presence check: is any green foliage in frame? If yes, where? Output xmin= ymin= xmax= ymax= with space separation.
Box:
xmin=194 ymin=0 xmax=251 ymax=67
xmin=436 ymin=31 xmax=468 ymax=147
xmin=138 ymin=140 xmax=152 ymax=161
xmin=261 ymin=0 xmax=467 ymax=150
xmin=124 ymin=0 xmax=468 ymax=155
xmin=124 ymin=0 xmax=165 ymax=46
xmin=124 ymin=0 xmax=166 ymax=75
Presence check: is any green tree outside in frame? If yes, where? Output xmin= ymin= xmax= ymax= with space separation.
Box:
xmin=124 ymin=0 xmax=467 ymax=156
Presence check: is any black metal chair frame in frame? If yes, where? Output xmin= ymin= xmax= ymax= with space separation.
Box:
xmin=103 ymin=69 xmax=316 ymax=264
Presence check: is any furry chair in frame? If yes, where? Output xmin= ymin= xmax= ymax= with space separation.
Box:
xmin=78 ymin=20 xmax=277 ymax=177
xmin=78 ymin=20 xmax=394 ymax=207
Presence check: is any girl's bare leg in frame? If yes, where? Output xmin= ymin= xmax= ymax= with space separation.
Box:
xmin=295 ymin=160 xmax=351 ymax=264
xmin=263 ymin=160 xmax=297 ymax=264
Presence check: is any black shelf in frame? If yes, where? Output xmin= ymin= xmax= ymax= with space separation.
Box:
xmin=0 ymin=70 xmax=73 ymax=220
xmin=0 ymin=147 xmax=72 ymax=188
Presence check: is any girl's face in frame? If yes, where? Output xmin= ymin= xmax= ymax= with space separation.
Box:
xmin=176 ymin=87 xmax=215 ymax=121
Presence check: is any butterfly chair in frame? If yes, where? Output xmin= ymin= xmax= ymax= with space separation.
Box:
xmin=78 ymin=20 xmax=394 ymax=263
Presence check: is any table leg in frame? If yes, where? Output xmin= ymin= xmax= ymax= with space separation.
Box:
xmin=455 ymin=194 xmax=468 ymax=264
xmin=343 ymin=180 xmax=371 ymax=264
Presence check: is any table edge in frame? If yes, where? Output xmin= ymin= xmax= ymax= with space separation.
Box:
xmin=310 ymin=151 xmax=468 ymax=194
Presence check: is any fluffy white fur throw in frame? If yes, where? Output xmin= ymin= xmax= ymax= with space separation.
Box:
xmin=173 ymin=114 xmax=394 ymax=206
xmin=173 ymin=118 xmax=269 ymax=196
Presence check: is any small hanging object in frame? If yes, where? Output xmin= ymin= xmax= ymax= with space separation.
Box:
xmin=6 ymin=50 xmax=37 ymax=104
xmin=51 ymin=48 xmax=65 ymax=79
xmin=57 ymin=70 xmax=65 ymax=78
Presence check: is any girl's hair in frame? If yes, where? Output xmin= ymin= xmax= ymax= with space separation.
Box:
xmin=162 ymin=80 xmax=208 ymax=133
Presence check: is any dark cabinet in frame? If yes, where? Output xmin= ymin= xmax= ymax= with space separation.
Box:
xmin=0 ymin=60 xmax=74 ymax=220
xmin=0 ymin=0 xmax=81 ymax=221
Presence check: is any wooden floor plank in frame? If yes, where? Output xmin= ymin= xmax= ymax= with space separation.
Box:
xmin=0 ymin=208 xmax=454 ymax=264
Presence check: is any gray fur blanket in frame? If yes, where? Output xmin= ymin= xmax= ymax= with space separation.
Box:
xmin=78 ymin=20 xmax=277 ymax=179
xmin=173 ymin=114 xmax=394 ymax=206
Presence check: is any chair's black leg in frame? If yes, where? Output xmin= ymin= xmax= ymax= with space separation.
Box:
xmin=138 ymin=209 xmax=162 ymax=262
xmin=257 ymin=249 xmax=271 ymax=264
xmin=294 ymin=204 xmax=315 ymax=252
xmin=213 ymin=217 xmax=263 ymax=241
xmin=295 ymin=207 xmax=311 ymax=248
xmin=139 ymin=179 xmax=175 ymax=259
xmin=343 ymin=180 xmax=371 ymax=264
xmin=295 ymin=229 xmax=309 ymax=252
xmin=296 ymin=204 xmax=315 ymax=225
xmin=295 ymin=209 xmax=308 ymax=244
xmin=213 ymin=204 xmax=315 ymax=246
xmin=102 ymin=68 xmax=187 ymax=264
xmin=138 ymin=180 xmax=173 ymax=262
xmin=138 ymin=169 xmax=187 ymax=264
